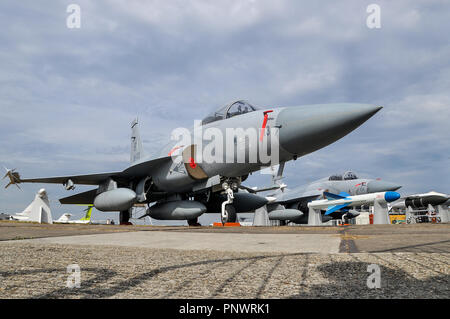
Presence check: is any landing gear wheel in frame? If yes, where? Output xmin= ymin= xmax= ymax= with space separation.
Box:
xmin=342 ymin=213 xmax=349 ymax=225
xmin=119 ymin=210 xmax=132 ymax=225
xmin=221 ymin=204 xmax=237 ymax=224
xmin=187 ymin=218 xmax=201 ymax=226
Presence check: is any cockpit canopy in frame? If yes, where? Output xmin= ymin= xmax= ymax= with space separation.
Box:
xmin=328 ymin=171 xmax=359 ymax=181
xmin=201 ymin=100 xmax=258 ymax=125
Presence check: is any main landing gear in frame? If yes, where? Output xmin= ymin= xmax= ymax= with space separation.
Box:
xmin=119 ymin=209 xmax=133 ymax=225
xmin=187 ymin=218 xmax=201 ymax=226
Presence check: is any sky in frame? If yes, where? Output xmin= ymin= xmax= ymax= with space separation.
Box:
xmin=0 ymin=0 xmax=449 ymax=224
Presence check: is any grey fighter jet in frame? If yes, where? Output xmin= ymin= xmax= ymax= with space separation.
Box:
xmin=3 ymin=100 xmax=382 ymax=225
xmin=264 ymin=170 xmax=401 ymax=224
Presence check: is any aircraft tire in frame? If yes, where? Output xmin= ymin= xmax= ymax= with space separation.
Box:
xmin=187 ymin=218 xmax=201 ymax=226
xmin=222 ymin=204 xmax=237 ymax=224
xmin=119 ymin=209 xmax=131 ymax=225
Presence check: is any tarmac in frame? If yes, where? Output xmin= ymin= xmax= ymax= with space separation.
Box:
xmin=0 ymin=221 xmax=449 ymax=298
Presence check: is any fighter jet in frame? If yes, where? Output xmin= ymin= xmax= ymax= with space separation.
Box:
xmin=3 ymin=100 xmax=382 ymax=225
xmin=263 ymin=170 xmax=401 ymax=224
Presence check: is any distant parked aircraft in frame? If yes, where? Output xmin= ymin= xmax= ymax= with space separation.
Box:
xmin=10 ymin=188 xmax=53 ymax=224
xmin=55 ymin=206 xmax=93 ymax=224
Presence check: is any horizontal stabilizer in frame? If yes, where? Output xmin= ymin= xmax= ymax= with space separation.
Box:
xmin=59 ymin=189 xmax=98 ymax=205
xmin=323 ymin=192 xmax=346 ymax=200
xmin=325 ymin=203 xmax=349 ymax=215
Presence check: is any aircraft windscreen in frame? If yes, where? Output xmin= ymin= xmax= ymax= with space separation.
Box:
xmin=343 ymin=171 xmax=358 ymax=180
xmin=226 ymin=101 xmax=256 ymax=118
xmin=202 ymin=100 xmax=257 ymax=125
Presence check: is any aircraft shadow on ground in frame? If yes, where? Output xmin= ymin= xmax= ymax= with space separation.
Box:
xmin=0 ymin=253 xmax=448 ymax=299
xmin=369 ymin=239 xmax=450 ymax=253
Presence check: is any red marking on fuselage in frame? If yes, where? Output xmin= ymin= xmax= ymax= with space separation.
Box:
xmin=260 ymin=110 xmax=273 ymax=141
xmin=168 ymin=145 xmax=183 ymax=156
xmin=189 ymin=157 xmax=197 ymax=169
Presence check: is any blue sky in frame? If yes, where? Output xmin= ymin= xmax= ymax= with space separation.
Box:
xmin=0 ymin=1 xmax=449 ymax=224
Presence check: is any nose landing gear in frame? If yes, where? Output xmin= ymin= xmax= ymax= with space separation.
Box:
xmin=341 ymin=213 xmax=350 ymax=226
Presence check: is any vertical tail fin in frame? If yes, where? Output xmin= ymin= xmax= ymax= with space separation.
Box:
xmin=261 ymin=162 xmax=287 ymax=196
xmin=272 ymin=162 xmax=285 ymax=188
xmin=80 ymin=206 xmax=93 ymax=221
xmin=131 ymin=118 xmax=144 ymax=164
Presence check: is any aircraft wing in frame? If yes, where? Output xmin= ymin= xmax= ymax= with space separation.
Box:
xmin=119 ymin=156 xmax=169 ymax=179
xmin=20 ymin=172 xmax=123 ymax=185
xmin=6 ymin=156 xmax=171 ymax=187
xmin=274 ymin=188 xmax=323 ymax=206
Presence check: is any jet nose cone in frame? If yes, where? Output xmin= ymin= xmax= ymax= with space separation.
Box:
xmin=384 ymin=191 xmax=401 ymax=203
xmin=276 ymin=103 xmax=382 ymax=156
xmin=367 ymin=180 xmax=402 ymax=192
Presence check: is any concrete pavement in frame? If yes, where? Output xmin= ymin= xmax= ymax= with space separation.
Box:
xmin=2 ymin=231 xmax=342 ymax=253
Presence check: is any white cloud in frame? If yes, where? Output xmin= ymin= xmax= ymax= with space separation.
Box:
xmin=107 ymin=0 xmax=284 ymax=33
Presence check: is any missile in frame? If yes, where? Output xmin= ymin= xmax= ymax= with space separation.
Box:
xmin=205 ymin=192 xmax=268 ymax=213
xmin=391 ymin=191 xmax=449 ymax=209
xmin=147 ymin=200 xmax=206 ymax=220
xmin=268 ymin=209 xmax=303 ymax=221
xmin=229 ymin=192 xmax=269 ymax=212
xmin=308 ymin=191 xmax=400 ymax=215
xmin=283 ymin=213 xmax=333 ymax=224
